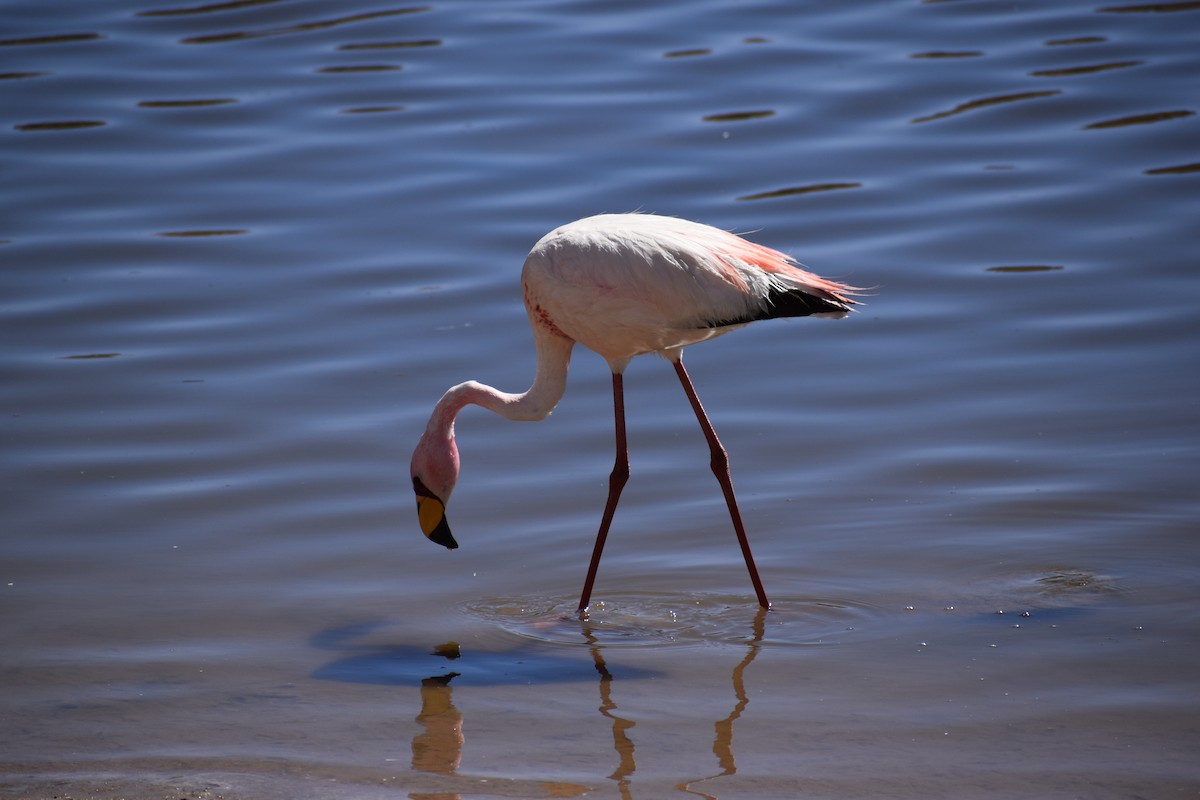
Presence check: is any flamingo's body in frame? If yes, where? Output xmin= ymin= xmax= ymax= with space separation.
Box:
xmin=411 ymin=213 xmax=859 ymax=611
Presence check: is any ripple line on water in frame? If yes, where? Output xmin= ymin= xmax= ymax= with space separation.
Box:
xmin=0 ymin=32 xmax=103 ymax=46
xmin=1029 ymin=60 xmax=1142 ymax=77
xmin=155 ymin=228 xmax=248 ymax=237
xmin=138 ymin=0 xmax=287 ymax=16
xmin=985 ymin=264 xmax=1065 ymax=273
xmin=137 ymin=98 xmax=239 ymax=107
xmin=702 ymin=109 xmax=775 ymax=123
xmin=1144 ymin=161 xmax=1200 ymax=174
xmin=911 ymin=90 xmax=1061 ymax=124
xmin=1045 ymin=36 xmax=1107 ymax=45
xmin=14 ymin=120 xmax=106 ymax=131
xmin=910 ymin=50 xmax=983 ymax=59
xmin=1098 ymin=1 xmax=1200 ymax=12
xmin=1083 ymin=109 xmax=1196 ymax=129
xmin=179 ymin=6 xmax=429 ymax=44
xmin=737 ymin=182 xmax=862 ymax=202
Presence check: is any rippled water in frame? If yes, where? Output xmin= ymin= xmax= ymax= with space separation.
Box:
xmin=3 ymin=0 xmax=1199 ymax=797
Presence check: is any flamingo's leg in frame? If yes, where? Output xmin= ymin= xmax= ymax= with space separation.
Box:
xmin=578 ymin=372 xmax=630 ymax=612
xmin=672 ymin=359 xmax=771 ymax=609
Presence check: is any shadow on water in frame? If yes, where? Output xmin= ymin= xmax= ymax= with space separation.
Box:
xmin=310 ymin=610 xmax=770 ymax=798
xmin=310 ymin=619 xmax=625 ymax=687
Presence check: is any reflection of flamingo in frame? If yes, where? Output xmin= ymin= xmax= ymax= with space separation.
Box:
xmin=677 ymin=607 xmax=766 ymax=798
xmin=582 ymin=607 xmax=768 ymax=798
xmin=411 ymin=214 xmax=860 ymax=611
xmin=585 ymin=628 xmax=637 ymax=798
xmin=412 ymin=675 xmax=464 ymax=776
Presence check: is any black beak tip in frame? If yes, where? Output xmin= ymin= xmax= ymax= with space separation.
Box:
xmin=429 ymin=520 xmax=458 ymax=550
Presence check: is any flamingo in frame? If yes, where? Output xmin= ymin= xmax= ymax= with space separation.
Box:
xmin=411 ymin=213 xmax=860 ymax=611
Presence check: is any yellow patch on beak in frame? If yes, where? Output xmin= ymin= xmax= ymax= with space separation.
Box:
xmin=417 ymin=494 xmax=446 ymax=538
xmin=413 ymin=479 xmax=459 ymax=550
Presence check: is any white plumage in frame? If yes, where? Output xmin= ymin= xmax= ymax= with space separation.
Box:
xmin=522 ymin=214 xmax=853 ymax=368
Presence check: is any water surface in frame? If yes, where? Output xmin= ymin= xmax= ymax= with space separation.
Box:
xmin=2 ymin=0 xmax=1198 ymax=797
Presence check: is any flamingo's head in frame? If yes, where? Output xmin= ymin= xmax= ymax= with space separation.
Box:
xmin=410 ymin=429 xmax=460 ymax=550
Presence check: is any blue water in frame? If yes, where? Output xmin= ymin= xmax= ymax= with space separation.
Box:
xmin=3 ymin=0 xmax=1199 ymax=797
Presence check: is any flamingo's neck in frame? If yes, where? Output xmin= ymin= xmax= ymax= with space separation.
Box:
xmin=427 ymin=324 xmax=574 ymax=438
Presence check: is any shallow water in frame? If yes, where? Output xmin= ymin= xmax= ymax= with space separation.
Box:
xmin=2 ymin=0 xmax=1199 ymax=797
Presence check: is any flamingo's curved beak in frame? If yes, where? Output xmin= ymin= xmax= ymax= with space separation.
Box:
xmin=413 ymin=477 xmax=458 ymax=549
